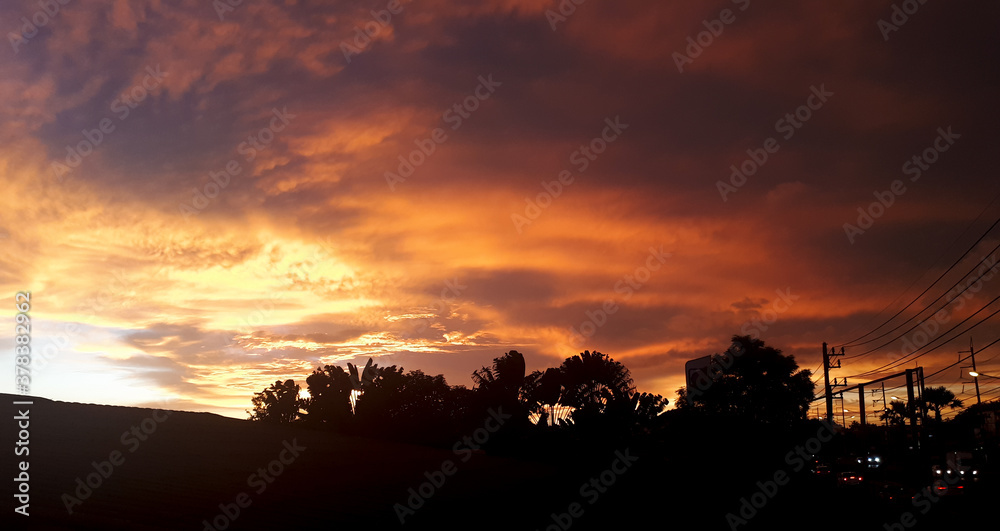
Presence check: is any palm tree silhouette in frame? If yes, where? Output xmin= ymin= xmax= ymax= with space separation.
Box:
xmin=922 ymin=386 xmax=963 ymax=422
xmin=558 ymin=350 xmax=635 ymax=422
xmin=348 ymin=358 xmax=380 ymax=413
xmin=879 ymin=400 xmax=909 ymax=426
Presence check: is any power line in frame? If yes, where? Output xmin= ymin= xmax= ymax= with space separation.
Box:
xmin=839 ymin=242 xmax=1000 ymax=359
xmin=981 ymin=384 xmax=1000 ymax=396
xmin=922 ymin=336 xmax=1000 ymax=380
xmin=836 ymin=209 xmax=1000 ymax=348
xmin=844 ymin=296 xmax=1000 ymax=380
xmin=977 ymin=349 xmax=1000 ymax=365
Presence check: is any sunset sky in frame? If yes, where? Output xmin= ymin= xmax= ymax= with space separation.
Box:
xmin=2 ymin=0 xmax=1000 ymax=419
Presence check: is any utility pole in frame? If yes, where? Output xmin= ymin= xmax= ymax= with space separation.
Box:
xmin=917 ymin=366 xmax=927 ymax=422
xmin=823 ymin=343 xmax=832 ymax=422
xmin=960 ymin=338 xmax=982 ymax=404
xmin=823 ymin=343 xmax=843 ymax=423
xmin=859 ymin=385 xmax=866 ymax=426
xmin=881 ymin=382 xmax=887 ymax=426
xmin=905 ymin=369 xmax=917 ymax=427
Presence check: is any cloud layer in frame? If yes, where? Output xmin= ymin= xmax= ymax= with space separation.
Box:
xmin=3 ymin=0 xmax=1000 ymax=417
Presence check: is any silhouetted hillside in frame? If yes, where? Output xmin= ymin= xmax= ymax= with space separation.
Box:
xmin=3 ymin=393 xmax=997 ymax=530
xmin=0 ymin=394 xmax=654 ymax=530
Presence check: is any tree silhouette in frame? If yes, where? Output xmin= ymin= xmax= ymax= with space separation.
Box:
xmin=352 ymin=364 xmax=404 ymax=424
xmin=472 ymin=350 xmax=540 ymax=423
xmin=535 ymin=367 xmax=563 ymax=406
xmin=631 ymin=391 xmax=669 ymax=425
xmin=558 ymin=350 xmax=635 ymax=424
xmin=922 ymin=386 xmax=963 ymax=422
xmin=521 ymin=367 xmax=563 ymax=426
xmin=353 ymin=365 xmax=458 ymax=442
xmin=248 ymin=379 xmax=301 ymax=423
xmin=880 ymin=399 xmax=908 ymax=426
xmin=301 ymin=365 xmax=353 ymax=427
xmin=607 ymin=388 xmax=669 ymax=428
xmin=348 ymin=357 xmax=380 ymax=395
xmin=678 ymin=335 xmax=813 ymax=426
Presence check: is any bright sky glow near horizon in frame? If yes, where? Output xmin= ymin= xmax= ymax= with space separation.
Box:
xmin=2 ymin=0 xmax=1000 ymax=419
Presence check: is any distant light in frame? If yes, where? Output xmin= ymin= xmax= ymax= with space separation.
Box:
xmin=970 ymin=371 xmax=979 ymax=377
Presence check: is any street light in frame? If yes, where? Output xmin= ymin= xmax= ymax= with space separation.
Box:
xmin=968 ymin=369 xmax=982 ymax=404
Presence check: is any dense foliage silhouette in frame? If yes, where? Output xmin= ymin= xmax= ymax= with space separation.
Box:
xmin=675 ymin=335 xmax=814 ymax=426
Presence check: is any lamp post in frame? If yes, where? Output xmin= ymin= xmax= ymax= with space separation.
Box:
xmin=969 ymin=371 xmax=982 ymax=404
xmin=961 ymin=338 xmax=981 ymax=405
